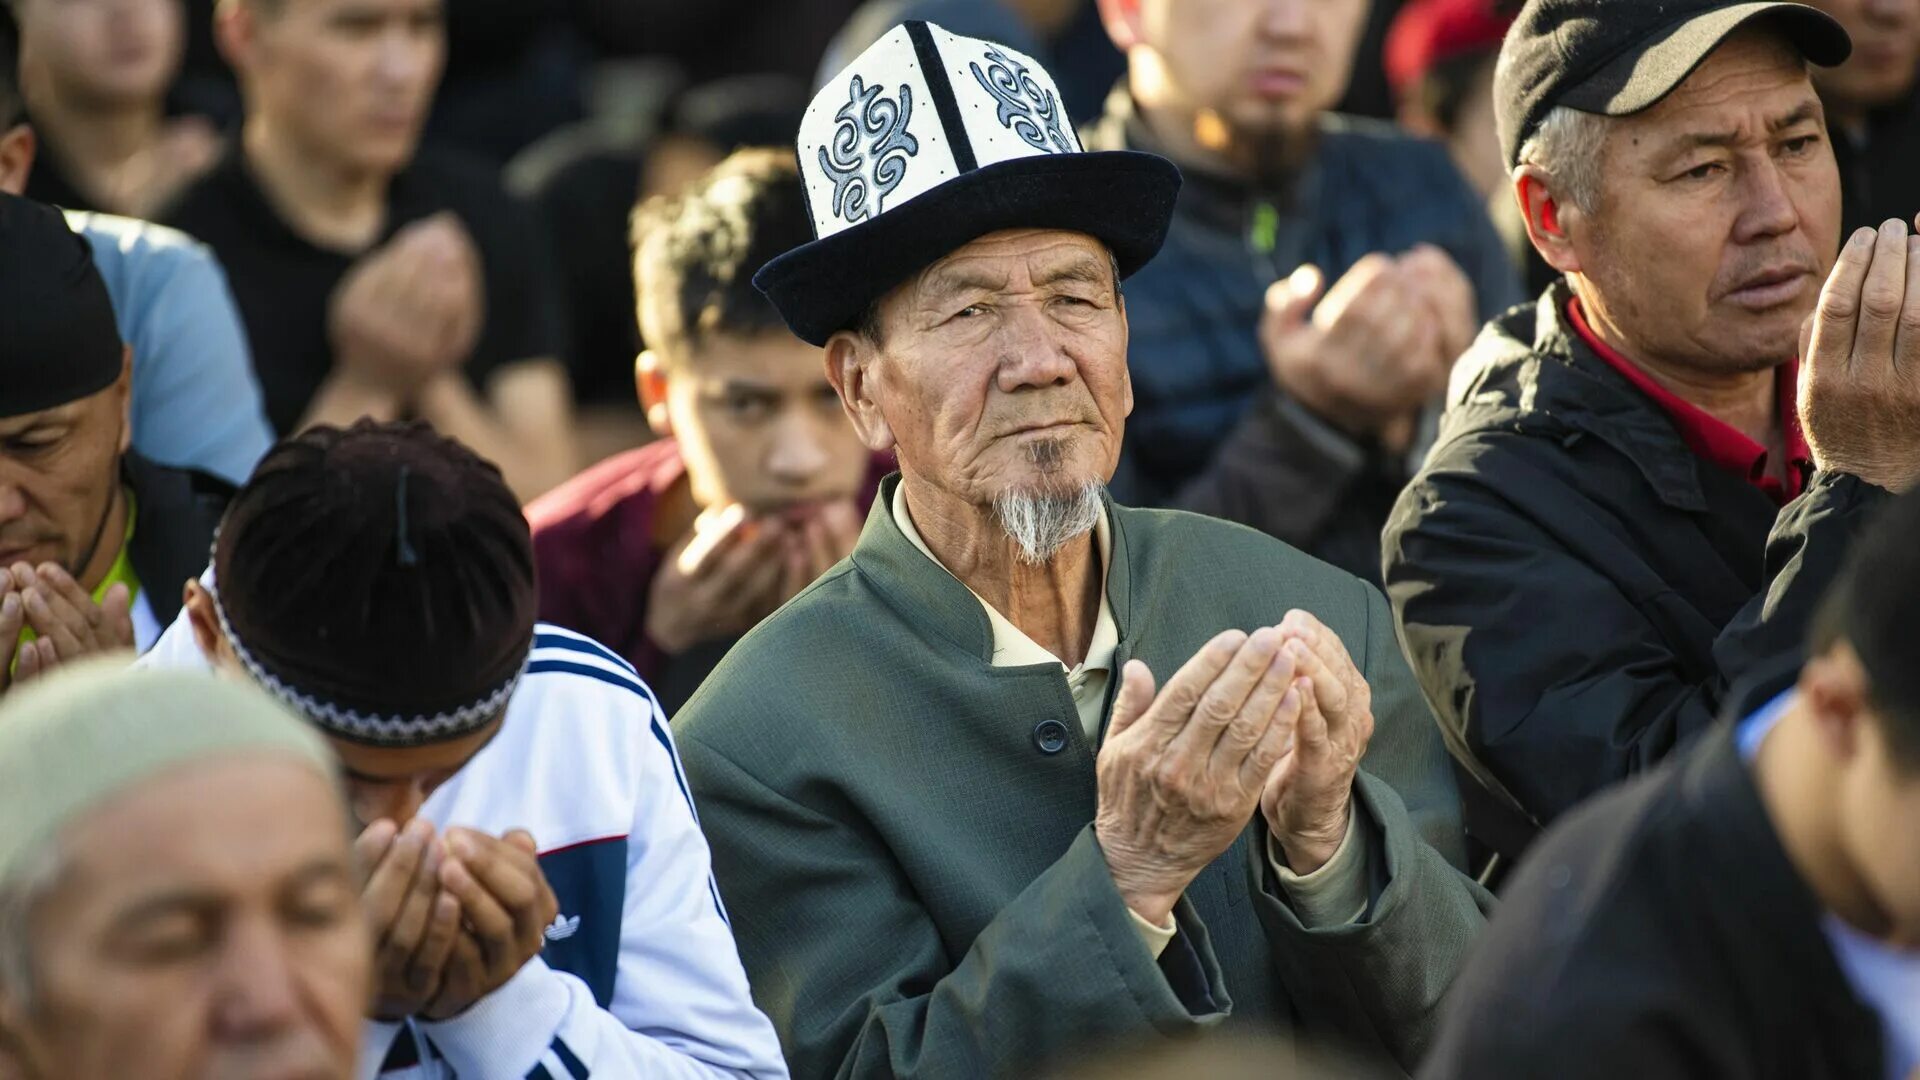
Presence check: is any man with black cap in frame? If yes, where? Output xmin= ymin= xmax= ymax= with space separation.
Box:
xmin=0 ymin=191 xmax=230 ymax=689
xmin=675 ymin=23 xmax=1488 ymax=1078
xmin=1421 ymin=488 xmax=1920 ymax=1080
xmin=139 ymin=420 xmax=788 ymax=1079
xmin=0 ymin=9 xmax=275 ymax=487
xmin=1383 ymin=0 xmax=1920 ymax=864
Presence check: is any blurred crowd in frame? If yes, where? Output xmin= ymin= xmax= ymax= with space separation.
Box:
xmin=2 ymin=0 xmax=1920 ymax=1078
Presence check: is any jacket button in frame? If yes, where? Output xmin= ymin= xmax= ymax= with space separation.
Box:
xmin=1033 ymin=719 xmax=1070 ymax=754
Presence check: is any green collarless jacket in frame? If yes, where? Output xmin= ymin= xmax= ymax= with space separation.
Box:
xmin=676 ymin=480 xmax=1492 ymax=1079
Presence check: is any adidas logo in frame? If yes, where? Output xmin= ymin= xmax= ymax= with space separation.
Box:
xmin=543 ymin=914 xmax=580 ymax=942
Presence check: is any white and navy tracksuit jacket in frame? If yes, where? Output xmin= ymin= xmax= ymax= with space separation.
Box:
xmin=142 ymin=618 xmax=789 ymax=1080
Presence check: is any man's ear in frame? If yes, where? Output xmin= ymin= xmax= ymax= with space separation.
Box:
xmin=824 ymin=332 xmax=896 ymax=454
xmin=634 ymin=351 xmax=672 ymax=437
xmin=1094 ymin=0 xmax=1143 ymax=50
xmin=1515 ymin=167 xmax=1583 ymax=275
xmin=0 ymin=125 xmax=36 ymax=197
xmin=115 ymin=347 xmax=134 ymax=456
xmin=1802 ymin=643 xmax=1871 ymax=763
xmin=182 ymin=579 xmax=229 ymax=669
xmin=213 ymin=0 xmax=260 ymax=74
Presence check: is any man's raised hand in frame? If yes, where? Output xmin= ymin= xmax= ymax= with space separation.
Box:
xmin=422 ymin=828 xmax=559 ymax=1021
xmin=357 ymin=818 xmax=462 ymax=1021
xmin=1261 ymin=610 xmax=1375 ymax=875
xmin=1094 ymin=628 xmax=1302 ymax=925
xmin=1801 ymin=217 xmax=1920 ymax=493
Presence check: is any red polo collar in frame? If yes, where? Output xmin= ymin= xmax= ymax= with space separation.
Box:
xmin=1567 ymin=298 xmax=1810 ymax=504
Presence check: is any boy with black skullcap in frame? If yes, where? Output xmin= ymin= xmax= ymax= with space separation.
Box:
xmin=140 ymin=420 xmax=787 ymax=1080
xmin=0 ymin=190 xmax=230 ymax=690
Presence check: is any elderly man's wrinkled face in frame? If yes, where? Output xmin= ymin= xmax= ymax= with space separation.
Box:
xmin=1806 ymin=0 xmax=1920 ymax=112
xmin=1570 ymin=31 xmax=1840 ymax=374
xmin=6 ymin=757 xmax=366 ymax=1080
xmin=848 ymin=229 xmax=1130 ymax=510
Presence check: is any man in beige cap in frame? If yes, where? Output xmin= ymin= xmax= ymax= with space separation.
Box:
xmin=0 ymin=659 xmax=368 ymax=1080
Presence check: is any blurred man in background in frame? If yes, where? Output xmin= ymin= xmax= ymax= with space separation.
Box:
xmin=528 ymin=149 xmax=886 ymax=713
xmin=0 ymin=10 xmax=273 ymax=486
xmin=9 ymin=0 xmax=219 ymax=218
xmin=1384 ymin=0 xmax=1510 ymax=202
xmin=1086 ymin=0 xmax=1521 ymax=583
xmin=1806 ymin=0 xmax=1920 ymax=231
xmin=162 ymin=0 xmax=576 ymax=502
xmin=0 ymin=662 xmax=367 ymax=1080
xmin=0 ymin=194 xmax=230 ymax=686
xmin=1425 ymin=484 xmax=1920 ymax=1080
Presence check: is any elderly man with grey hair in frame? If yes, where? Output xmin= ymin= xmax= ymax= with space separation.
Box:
xmin=1384 ymin=0 xmax=1920 ymax=868
xmin=675 ymin=20 xmax=1489 ymax=1080
xmin=0 ymin=660 xmax=368 ymax=1080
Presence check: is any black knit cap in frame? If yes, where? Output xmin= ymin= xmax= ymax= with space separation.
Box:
xmin=213 ymin=420 xmax=536 ymax=745
xmin=0 ymin=193 xmax=123 ymax=419
xmin=1495 ymin=0 xmax=1852 ymax=168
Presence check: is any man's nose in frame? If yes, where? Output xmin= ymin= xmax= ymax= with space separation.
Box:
xmin=1259 ymin=0 xmax=1310 ymax=38
xmin=765 ymin=414 xmax=831 ymax=485
xmin=0 ymin=478 xmax=26 ymax=527
xmin=209 ymin=918 xmax=306 ymax=1040
xmin=1862 ymin=0 xmax=1913 ymax=25
xmin=992 ymin=307 xmax=1079 ymax=393
xmin=1731 ymin=158 xmax=1801 ymax=243
xmin=373 ymin=31 xmax=434 ymax=90
xmin=355 ymin=782 xmax=428 ymax=830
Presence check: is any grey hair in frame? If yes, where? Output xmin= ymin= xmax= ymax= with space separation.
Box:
xmin=1516 ymin=106 xmax=1613 ymax=215
xmin=0 ymin=842 xmax=65 ymax=1006
xmin=993 ymin=481 xmax=1103 ymax=565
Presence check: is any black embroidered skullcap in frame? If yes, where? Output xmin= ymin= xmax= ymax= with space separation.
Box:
xmin=211 ymin=420 xmax=536 ymax=746
xmin=0 ymin=193 xmax=123 ymax=419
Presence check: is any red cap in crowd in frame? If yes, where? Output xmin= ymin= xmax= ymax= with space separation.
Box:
xmin=1384 ymin=0 xmax=1515 ymax=101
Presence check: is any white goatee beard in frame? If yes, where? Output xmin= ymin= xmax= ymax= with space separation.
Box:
xmin=993 ymin=481 xmax=1103 ymax=565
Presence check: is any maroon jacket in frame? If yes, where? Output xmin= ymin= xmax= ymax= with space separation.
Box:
xmin=526 ymin=439 xmax=891 ymax=713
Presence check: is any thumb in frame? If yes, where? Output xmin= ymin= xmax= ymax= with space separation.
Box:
xmin=1105 ymin=659 xmax=1158 ymax=741
xmin=1264 ymin=264 xmax=1324 ymax=333
xmin=1799 ymin=312 xmax=1815 ymax=365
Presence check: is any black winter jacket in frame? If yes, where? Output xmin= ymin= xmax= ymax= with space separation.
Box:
xmin=1419 ymin=671 xmax=1887 ymax=1080
xmin=125 ymin=452 xmax=233 ymax=627
xmin=1382 ymin=284 xmax=1888 ymax=856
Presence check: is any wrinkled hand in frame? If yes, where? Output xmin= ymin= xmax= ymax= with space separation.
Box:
xmin=328 ymin=212 xmax=484 ymax=396
xmin=1094 ymin=628 xmax=1304 ymax=925
xmin=1260 ymin=611 xmax=1374 ymax=875
xmin=0 ymin=562 xmax=133 ymax=690
xmin=421 ymin=829 xmax=558 ymax=1021
xmin=1262 ymin=245 xmax=1472 ymax=452
xmin=357 ymin=819 xmax=462 ymax=1021
xmin=1799 ymin=218 xmax=1920 ymax=493
xmin=774 ymin=500 xmax=862 ymax=605
xmin=644 ymin=504 xmax=792 ymax=655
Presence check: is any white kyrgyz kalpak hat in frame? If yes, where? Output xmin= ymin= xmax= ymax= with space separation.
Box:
xmin=753 ymin=20 xmax=1182 ymax=346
